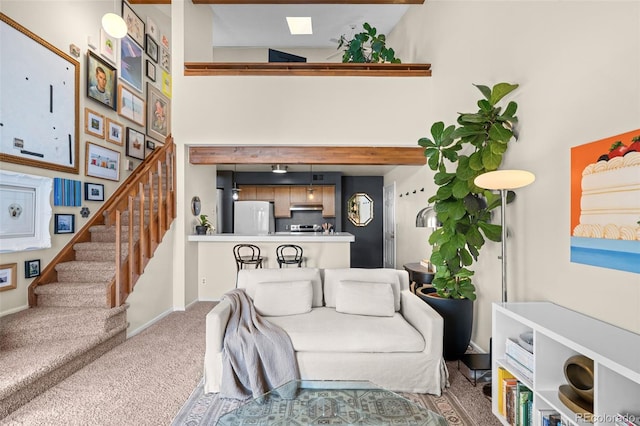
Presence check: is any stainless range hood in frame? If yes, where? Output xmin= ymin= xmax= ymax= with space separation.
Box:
xmin=289 ymin=204 xmax=323 ymax=211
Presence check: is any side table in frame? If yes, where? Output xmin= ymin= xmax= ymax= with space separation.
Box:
xmin=403 ymin=262 xmax=435 ymax=294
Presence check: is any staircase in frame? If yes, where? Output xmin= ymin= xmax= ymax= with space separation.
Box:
xmin=0 ymin=140 xmax=176 ymax=419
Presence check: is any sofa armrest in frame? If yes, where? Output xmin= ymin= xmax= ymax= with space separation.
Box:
xmin=205 ymin=299 xmax=232 ymax=353
xmin=400 ymin=290 xmax=444 ymax=356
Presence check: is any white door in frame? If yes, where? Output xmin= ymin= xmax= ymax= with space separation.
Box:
xmin=383 ymin=183 xmax=396 ymax=268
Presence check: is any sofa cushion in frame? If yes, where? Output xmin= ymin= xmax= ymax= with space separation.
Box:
xmin=237 ymin=268 xmax=323 ymax=307
xmin=254 ymin=280 xmax=313 ymax=316
xmin=267 ymin=307 xmax=425 ymax=353
xmin=335 ymin=281 xmax=394 ymax=317
xmin=324 ymin=268 xmax=408 ymax=311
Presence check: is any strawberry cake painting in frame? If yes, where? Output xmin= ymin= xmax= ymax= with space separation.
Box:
xmin=570 ymin=129 xmax=640 ymax=273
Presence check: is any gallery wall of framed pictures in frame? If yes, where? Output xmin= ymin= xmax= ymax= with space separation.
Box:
xmin=0 ymin=3 xmax=171 ymax=279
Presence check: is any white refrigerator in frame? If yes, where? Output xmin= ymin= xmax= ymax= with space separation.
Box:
xmin=233 ymin=201 xmax=275 ymax=235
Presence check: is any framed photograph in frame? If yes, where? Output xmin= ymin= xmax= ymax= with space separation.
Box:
xmin=126 ymin=127 xmax=146 ymax=160
xmin=85 ymin=141 xmax=121 ymax=182
xmin=145 ymin=140 xmax=155 ymax=158
xmin=147 ymin=17 xmax=159 ymax=42
xmin=0 ymin=170 xmax=52 ymax=253
xmin=160 ymin=33 xmax=169 ymax=50
xmin=105 ymin=118 xmax=124 ymax=146
xmin=54 ymin=214 xmax=75 ymax=234
xmin=24 ymin=259 xmax=40 ymax=279
xmin=146 ymin=83 xmax=170 ymax=142
xmin=100 ymin=28 xmax=117 ymax=64
xmin=161 ymin=70 xmax=172 ymax=99
xmin=146 ymin=60 xmax=156 ymax=82
xmin=160 ymin=47 xmax=170 ymax=72
xmin=117 ymin=84 xmax=145 ymax=126
xmin=145 ymin=34 xmax=158 ymax=63
xmin=120 ymin=35 xmax=143 ymax=93
xmin=84 ymin=182 xmax=105 ymax=201
xmin=122 ymin=1 xmax=145 ymax=47
xmin=1 ymin=14 xmax=79 ymax=174
xmin=87 ymin=50 xmax=117 ymax=111
xmin=0 ymin=263 xmax=17 ymax=292
xmin=84 ymin=108 xmax=105 ymax=138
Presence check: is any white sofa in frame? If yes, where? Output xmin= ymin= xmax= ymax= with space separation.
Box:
xmin=204 ymin=267 xmax=448 ymax=395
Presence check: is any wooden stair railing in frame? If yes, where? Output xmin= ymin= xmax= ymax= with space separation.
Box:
xmin=28 ymin=137 xmax=177 ymax=308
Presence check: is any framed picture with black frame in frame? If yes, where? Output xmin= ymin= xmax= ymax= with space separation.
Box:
xmin=145 ymin=34 xmax=158 ymax=63
xmin=84 ymin=182 xmax=105 ymax=201
xmin=126 ymin=127 xmax=145 ymax=160
xmin=24 ymin=259 xmax=41 ymax=278
xmin=146 ymin=60 xmax=156 ymax=82
xmin=54 ymin=214 xmax=75 ymax=234
xmin=87 ymin=50 xmax=117 ymax=111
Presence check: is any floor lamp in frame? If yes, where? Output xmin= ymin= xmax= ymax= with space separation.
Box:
xmin=473 ymin=169 xmax=536 ymax=396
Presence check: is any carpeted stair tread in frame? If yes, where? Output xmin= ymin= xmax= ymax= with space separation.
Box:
xmin=0 ymin=306 xmax=127 ymax=349
xmin=0 ymin=324 xmax=127 ymax=414
xmin=34 ymin=282 xmax=108 ymax=295
xmin=55 ymin=261 xmax=115 ymax=272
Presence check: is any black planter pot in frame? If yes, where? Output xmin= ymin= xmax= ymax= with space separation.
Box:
xmin=195 ymin=226 xmax=209 ymax=235
xmin=416 ymin=289 xmax=473 ymax=361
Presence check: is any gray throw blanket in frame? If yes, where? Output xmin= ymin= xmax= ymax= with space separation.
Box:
xmin=219 ymin=288 xmax=299 ymax=400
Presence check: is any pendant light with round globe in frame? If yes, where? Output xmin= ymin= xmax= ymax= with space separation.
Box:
xmin=102 ymin=12 xmax=127 ymax=39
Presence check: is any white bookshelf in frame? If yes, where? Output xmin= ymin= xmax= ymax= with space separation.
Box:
xmin=492 ymin=302 xmax=640 ymax=426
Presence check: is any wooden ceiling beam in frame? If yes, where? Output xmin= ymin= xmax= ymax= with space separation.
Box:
xmin=189 ymin=146 xmax=426 ymax=165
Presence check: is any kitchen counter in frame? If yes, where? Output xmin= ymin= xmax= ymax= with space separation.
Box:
xmin=187 ymin=232 xmax=354 ymax=243
xmin=188 ymin=232 xmax=354 ymax=300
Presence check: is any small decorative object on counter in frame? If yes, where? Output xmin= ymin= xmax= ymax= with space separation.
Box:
xmin=321 ymin=223 xmax=333 ymax=234
xmin=195 ymin=214 xmax=213 ymax=235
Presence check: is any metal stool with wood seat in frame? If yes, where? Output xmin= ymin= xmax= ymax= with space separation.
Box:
xmin=233 ymin=244 xmax=264 ymax=271
xmin=276 ymin=244 xmax=304 ymax=268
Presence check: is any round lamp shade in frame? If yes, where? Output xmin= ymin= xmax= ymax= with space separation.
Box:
xmin=474 ymin=170 xmax=535 ymax=190
xmin=102 ymin=13 xmax=128 ymax=39
xmin=416 ymin=205 xmax=441 ymax=228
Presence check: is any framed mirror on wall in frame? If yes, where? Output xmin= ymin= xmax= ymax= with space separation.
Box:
xmin=348 ymin=192 xmax=373 ymax=227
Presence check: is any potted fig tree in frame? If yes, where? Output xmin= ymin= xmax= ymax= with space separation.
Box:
xmin=337 ymin=22 xmax=401 ymax=64
xmin=417 ymin=82 xmax=520 ymax=360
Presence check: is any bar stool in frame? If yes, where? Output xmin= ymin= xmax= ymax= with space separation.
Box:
xmin=276 ymin=244 xmax=304 ymax=268
xmin=233 ymin=244 xmax=264 ymax=271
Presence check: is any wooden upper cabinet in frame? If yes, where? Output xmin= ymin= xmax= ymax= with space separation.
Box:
xmin=237 ymin=185 xmax=256 ymax=200
xmin=273 ymin=187 xmax=291 ymax=218
xmin=290 ymin=186 xmax=322 ymax=204
xmin=321 ymin=186 xmax=336 ymax=217
xmin=255 ymin=186 xmax=275 ymax=201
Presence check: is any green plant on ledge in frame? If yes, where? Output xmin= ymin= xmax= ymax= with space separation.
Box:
xmin=418 ymin=82 xmax=520 ymax=300
xmin=337 ymin=22 xmax=401 ymax=64
xmin=195 ymin=214 xmax=213 ymax=235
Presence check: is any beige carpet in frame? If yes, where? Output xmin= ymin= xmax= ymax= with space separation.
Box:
xmin=1 ymin=302 xmax=499 ymax=426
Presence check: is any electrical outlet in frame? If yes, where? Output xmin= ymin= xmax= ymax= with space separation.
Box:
xmin=201 ymin=277 xmax=206 ymax=285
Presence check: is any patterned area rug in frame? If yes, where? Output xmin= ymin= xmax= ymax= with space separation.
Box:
xmin=171 ymin=381 xmax=476 ymax=425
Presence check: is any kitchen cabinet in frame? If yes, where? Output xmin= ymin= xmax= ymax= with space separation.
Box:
xmin=290 ymin=186 xmax=323 ymax=204
xmin=273 ymin=187 xmax=291 ymax=218
xmin=237 ymin=185 xmax=256 ymax=200
xmin=256 ymin=186 xmax=274 ymax=201
xmin=237 ymin=185 xmax=335 ymax=218
xmin=322 ymin=186 xmax=336 ymax=217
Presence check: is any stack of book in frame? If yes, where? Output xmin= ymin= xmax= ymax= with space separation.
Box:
xmin=497 ymin=367 xmax=534 ymax=426
xmin=505 ymin=337 xmax=534 ymax=382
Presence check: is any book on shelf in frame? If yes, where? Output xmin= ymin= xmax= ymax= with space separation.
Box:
xmin=505 ymin=337 xmax=534 ymax=371
xmin=516 ymin=383 xmax=533 ymax=426
xmin=498 ymin=367 xmax=516 ymax=417
xmin=505 ymin=380 xmax=518 ymax=425
xmin=505 ymin=353 xmax=534 ymax=383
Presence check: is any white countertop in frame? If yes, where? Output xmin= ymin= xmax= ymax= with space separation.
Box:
xmin=187 ymin=232 xmax=355 ymax=243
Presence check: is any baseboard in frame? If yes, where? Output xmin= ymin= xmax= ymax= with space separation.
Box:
xmin=0 ymin=304 xmax=29 ymax=318
xmin=469 ymin=340 xmax=488 ymax=353
xmin=126 ymin=308 xmax=174 ymax=338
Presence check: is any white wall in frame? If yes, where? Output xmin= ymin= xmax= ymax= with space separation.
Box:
xmin=387 ymin=0 xmax=640 ymax=350
xmin=0 ymin=1 xmax=177 ymax=330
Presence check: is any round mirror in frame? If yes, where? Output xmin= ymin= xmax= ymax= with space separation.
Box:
xmin=347 ymin=193 xmax=373 ymax=227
